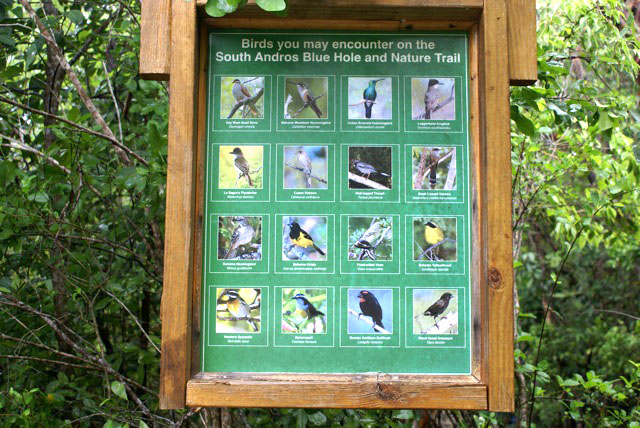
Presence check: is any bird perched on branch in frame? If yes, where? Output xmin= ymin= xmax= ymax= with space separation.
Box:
xmin=363 ymin=78 xmax=384 ymax=119
xmin=357 ymin=290 xmax=384 ymax=331
xmin=229 ymin=147 xmax=253 ymax=187
xmin=231 ymin=78 xmax=260 ymax=116
xmin=291 ymin=293 xmax=325 ymax=319
xmin=424 ymin=221 xmax=444 ymax=259
xmin=424 ymin=79 xmax=441 ymax=119
xmin=290 ymin=81 xmax=323 ymax=118
xmin=218 ymin=289 xmax=258 ymax=331
xmin=295 ymin=148 xmax=313 ymax=188
xmin=223 ymin=216 xmax=255 ymax=259
xmin=351 ymin=159 xmax=390 ymax=180
xmin=288 ymin=221 xmax=326 ymax=256
xmin=417 ymin=292 xmax=454 ymax=330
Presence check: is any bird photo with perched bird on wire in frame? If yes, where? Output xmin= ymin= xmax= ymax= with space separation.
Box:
xmin=216 ymin=288 xmax=261 ymax=333
xmin=283 ymin=217 xmax=327 ymax=260
xmin=413 ymin=290 xmax=457 ymax=334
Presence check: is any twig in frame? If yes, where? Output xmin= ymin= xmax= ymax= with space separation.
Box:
xmin=591 ymin=306 xmax=640 ymax=320
xmin=291 ymin=93 xmax=325 ymax=118
xmin=417 ymin=237 xmax=454 ymax=261
xmin=227 ymin=87 xmax=264 ymax=119
xmin=347 ymin=308 xmax=391 ymax=334
xmin=284 ymin=162 xmax=328 ymax=184
xmin=102 ymin=61 xmax=123 ymax=144
xmin=349 ymin=99 xmax=377 ymax=107
xmin=348 ymin=172 xmax=390 ymax=190
xmin=444 ymin=149 xmax=456 ymax=190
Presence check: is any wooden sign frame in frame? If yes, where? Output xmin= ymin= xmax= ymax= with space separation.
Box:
xmin=141 ymin=0 xmax=536 ymax=412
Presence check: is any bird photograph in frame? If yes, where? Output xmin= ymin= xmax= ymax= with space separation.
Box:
xmin=218 ymin=145 xmax=263 ymax=189
xmin=347 ymin=77 xmax=392 ymax=120
xmin=282 ymin=216 xmax=327 ymax=261
xmin=220 ymin=76 xmax=264 ymax=119
xmin=348 ymin=146 xmax=392 ymax=189
xmin=347 ymin=289 xmax=392 ymax=334
xmin=413 ymin=290 xmax=457 ymax=334
xmin=283 ymin=146 xmax=328 ymax=189
xmin=413 ymin=217 xmax=457 ymax=261
xmin=411 ymin=77 xmax=455 ymax=120
xmin=412 ymin=146 xmax=457 ymax=190
xmin=282 ymin=288 xmax=327 ymax=334
xmin=216 ymin=288 xmax=261 ymax=333
xmin=284 ymin=77 xmax=328 ymax=119
xmin=217 ymin=216 xmax=261 ymax=260
xmin=348 ymin=216 xmax=393 ymax=261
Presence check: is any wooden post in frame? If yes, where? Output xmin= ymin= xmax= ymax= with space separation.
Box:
xmin=139 ymin=0 xmax=171 ymax=80
xmin=159 ymin=0 xmax=198 ymax=409
xmin=507 ymin=0 xmax=537 ymax=85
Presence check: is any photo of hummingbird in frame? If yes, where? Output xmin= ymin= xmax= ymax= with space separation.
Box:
xmin=424 ymin=79 xmax=441 ymax=119
xmin=288 ymin=80 xmax=324 ymax=118
xmin=231 ymin=78 xmax=260 ymax=116
xmin=362 ymin=78 xmax=384 ymax=119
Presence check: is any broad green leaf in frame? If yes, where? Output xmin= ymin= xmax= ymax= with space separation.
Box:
xmin=256 ymin=0 xmax=287 ymax=12
xmin=110 ymin=381 xmax=127 ymax=401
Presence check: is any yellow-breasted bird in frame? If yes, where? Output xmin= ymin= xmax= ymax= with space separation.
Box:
xmin=223 ymin=216 xmax=255 ymax=259
xmin=218 ymin=289 xmax=258 ymax=331
xmin=424 ymin=221 xmax=444 ymax=258
xmin=288 ymin=221 xmax=326 ymax=256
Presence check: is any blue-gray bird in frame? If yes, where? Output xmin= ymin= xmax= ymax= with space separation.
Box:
xmin=351 ymin=159 xmax=390 ymax=180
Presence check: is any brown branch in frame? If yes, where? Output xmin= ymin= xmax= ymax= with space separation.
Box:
xmin=0 ymin=354 xmax=95 ymax=370
xmin=227 ymin=87 xmax=264 ymax=118
xmin=347 ymin=172 xmax=390 ymax=190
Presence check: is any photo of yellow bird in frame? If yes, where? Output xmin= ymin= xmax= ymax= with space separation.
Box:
xmin=414 ymin=217 xmax=457 ymax=261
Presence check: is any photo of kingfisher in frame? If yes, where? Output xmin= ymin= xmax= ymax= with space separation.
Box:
xmin=285 ymin=77 xmax=328 ymax=119
xmin=220 ymin=76 xmax=264 ymax=119
xmin=413 ymin=289 xmax=458 ymax=334
xmin=348 ymin=146 xmax=392 ymax=189
xmin=282 ymin=216 xmax=327 ymax=261
xmin=347 ymin=77 xmax=392 ymax=120
xmin=347 ymin=289 xmax=393 ymax=334
xmin=216 ymin=288 xmax=261 ymax=333
xmin=411 ymin=77 xmax=455 ymax=120
xmin=282 ymin=288 xmax=327 ymax=334
xmin=413 ymin=217 xmax=457 ymax=261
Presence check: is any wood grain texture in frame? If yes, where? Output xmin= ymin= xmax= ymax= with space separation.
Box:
xmin=198 ymin=0 xmax=483 ymax=20
xmin=507 ymin=0 xmax=538 ymax=85
xmin=480 ymin=0 xmax=516 ymax=413
xmin=139 ymin=0 xmax=171 ymax=80
xmin=187 ymin=373 xmax=487 ymax=409
xmin=159 ymin=0 xmax=198 ymax=410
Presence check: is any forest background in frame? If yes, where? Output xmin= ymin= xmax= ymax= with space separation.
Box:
xmin=0 ymin=0 xmax=639 ymax=426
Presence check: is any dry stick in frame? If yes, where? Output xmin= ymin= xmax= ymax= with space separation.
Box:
xmin=348 ymin=99 xmax=377 ymax=107
xmin=347 ymin=172 xmax=390 ymax=190
xmin=284 ymin=162 xmax=328 ymax=184
xmin=291 ymin=93 xmax=326 ymax=118
xmin=347 ymin=308 xmax=391 ymax=334
xmin=0 ymin=354 xmax=95 ymax=370
xmin=1 ymin=134 xmax=71 ymax=174
xmin=284 ymin=94 xmax=293 ymax=119
xmin=19 ymin=0 xmax=145 ymax=166
xmin=227 ymin=87 xmax=264 ymax=118
xmin=417 ymin=237 xmax=454 ymax=261
xmin=102 ymin=61 xmax=123 ymax=144
xmin=444 ymin=149 xmax=456 ymax=190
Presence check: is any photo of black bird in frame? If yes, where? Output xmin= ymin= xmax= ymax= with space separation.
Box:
xmin=288 ymin=221 xmax=326 ymax=256
xmin=291 ymin=293 xmax=325 ymax=320
xmin=357 ymin=290 xmax=384 ymax=331
xmin=290 ymin=81 xmax=323 ymax=118
xmin=229 ymin=147 xmax=253 ymax=187
xmin=223 ymin=216 xmax=255 ymax=259
xmin=362 ymin=78 xmax=384 ymax=119
xmin=424 ymin=79 xmax=441 ymax=119
xmin=429 ymin=147 xmax=440 ymax=188
xmin=351 ymin=159 xmax=390 ymax=180
xmin=354 ymin=239 xmax=376 ymax=260
xmin=217 ymin=289 xmax=259 ymax=332
xmin=418 ymin=292 xmax=454 ymax=330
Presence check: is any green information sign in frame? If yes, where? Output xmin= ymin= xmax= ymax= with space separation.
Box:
xmin=201 ymin=29 xmax=472 ymax=374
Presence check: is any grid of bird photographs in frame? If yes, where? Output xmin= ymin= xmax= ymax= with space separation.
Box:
xmin=281 ymin=288 xmax=327 ymax=334
xmin=347 ymin=289 xmax=392 ymax=334
xmin=347 ymin=146 xmax=392 ymax=190
xmin=220 ymin=77 xmax=265 ymax=119
xmin=347 ymin=77 xmax=393 ymax=120
xmin=218 ymin=145 xmax=264 ymax=189
xmin=412 ymin=217 xmax=457 ymax=261
xmin=284 ymin=77 xmax=329 ymax=120
xmin=217 ymin=216 xmax=262 ymax=260
xmin=215 ymin=288 xmax=261 ymax=333
xmin=411 ymin=77 xmax=455 ymax=121
xmin=412 ymin=289 xmax=458 ymax=335
xmin=282 ymin=216 xmax=328 ymax=261
xmin=283 ymin=146 xmax=329 ymax=189
xmin=347 ymin=216 xmax=393 ymax=261
xmin=411 ymin=147 xmax=457 ymax=190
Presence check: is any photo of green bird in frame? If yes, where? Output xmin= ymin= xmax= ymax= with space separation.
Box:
xmin=347 ymin=77 xmax=392 ymax=120
xmin=348 ymin=216 xmax=393 ymax=261
xmin=413 ymin=217 xmax=457 ymax=261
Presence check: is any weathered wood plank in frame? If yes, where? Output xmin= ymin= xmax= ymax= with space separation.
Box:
xmin=187 ymin=373 xmax=487 ymax=409
xmin=480 ymin=0 xmax=516 ymax=413
xmin=507 ymin=0 xmax=537 ymax=85
xmin=139 ymin=0 xmax=171 ymax=80
xmin=159 ymin=0 xmax=198 ymax=410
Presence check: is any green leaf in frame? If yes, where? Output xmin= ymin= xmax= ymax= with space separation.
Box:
xmin=66 ymin=9 xmax=83 ymax=25
xmin=205 ymin=0 xmax=228 ymax=17
xmin=307 ymin=411 xmax=327 ymax=426
xmin=139 ymin=421 xmax=150 ymax=428
xmin=110 ymin=381 xmax=127 ymax=401
xmin=256 ymin=0 xmax=287 ymax=12
xmin=515 ymin=115 xmax=535 ymax=137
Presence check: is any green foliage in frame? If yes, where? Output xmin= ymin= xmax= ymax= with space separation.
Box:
xmin=205 ymin=0 xmax=286 ymax=18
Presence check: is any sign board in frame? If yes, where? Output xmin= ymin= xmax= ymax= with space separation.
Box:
xmin=202 ymin=30 xmax=472 ymax=375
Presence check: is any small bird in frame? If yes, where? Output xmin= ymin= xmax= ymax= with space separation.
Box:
xmin=351 ymin=159 xmax=390 ymax=180
xmin=429 ymin=147 xmax=440 ymax=188
xmin=291 ymin=81 xmax=323 ymax=118
xmin=424 ymin=79 xmax=441 ymax=119
xmin=218 ymin=289 xmax=258 ymax=331
xmin=424 ymin=221 xmax=445 ymax=259
xmin=362 ymin=78 xmax=384 ymax=119
xmin=231 ymin=79 xmax=260 ymax=116
xmin=291 ymin=293 xmax=325 ymax=319
xmin=357 ymin=290 xmax=384 ymax=331
xmin=295 ymin=148 xmax=313 ymax=188
xmin=229 ymin=147 xmax=253 ymax=187
xmin=354 ymin=239 xmax=376 ymax=260
xmin=223 ymin=216 xmax=255 ymax=259
xmin=417 ymin=292 xmax=454 ymax=330
xmin=288 ymin=221 xmax=325 ymax=256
